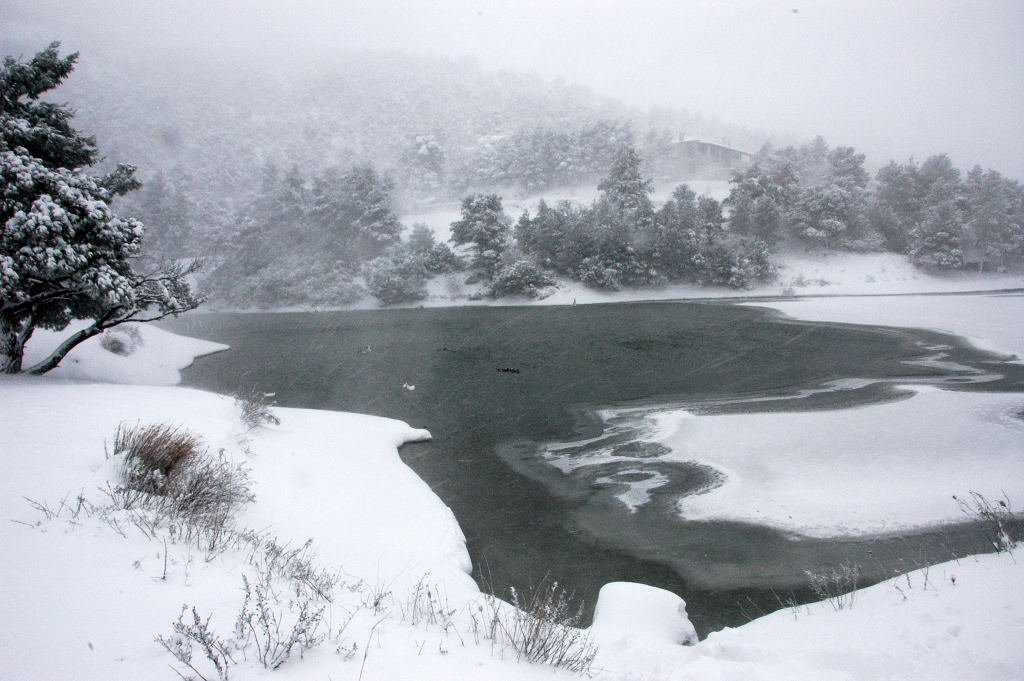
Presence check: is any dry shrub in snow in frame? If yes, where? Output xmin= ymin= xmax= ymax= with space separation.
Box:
xmin=954 ymin=490 xmax=1018 ymax=552
xmin=156 ymin=607 xmax=235 ymax=681
xmin=804 ymin=561 xmax=860 ymax=611
xmin=112 ymin=422 xmax=203 ymax=488
xmin=99 ymin=325 xmax=144 ymax=356
xmin=234 ymin=388 xmax=280 ymax=430
xmin=479 ymin=579 xmax=597 ymax=674
xmin=235 ymin=570 xmax=326 ymax=670
xmin=108 ymin=423 xmax=253 ymax=554
xmin=401 ymin=573 xmax=462 ymax=642
xmin=159 ymin=542 xmax=340 ymax=678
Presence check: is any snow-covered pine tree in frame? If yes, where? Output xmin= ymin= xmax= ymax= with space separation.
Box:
xmin=963 ymin=166 xmax=1024 ymax=268
xmin=597 ymin=146 xmax=654 ymax=218
xmin=449 ymin=193 xmax=510 ymax=280
xmin=1 ymin=43 xmax=203 ymax=374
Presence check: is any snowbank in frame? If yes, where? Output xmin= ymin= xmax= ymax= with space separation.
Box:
xmin=590 ymin=582 xmax=697 ymax=648
xmin=22 ymin=322 xmax=228 ymax=385
xmin=610 ymin=548 xmax=1024 ymax=681
xmin=0 ymin=369 xmax=562 ymax=680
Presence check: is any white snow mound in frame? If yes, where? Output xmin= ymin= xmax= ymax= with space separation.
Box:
xmin=590 ymin=582 xmax=698 ymax=648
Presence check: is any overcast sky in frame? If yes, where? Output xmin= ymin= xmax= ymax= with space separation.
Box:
xmin=4 ymin=0 xmax=1023 ymax=178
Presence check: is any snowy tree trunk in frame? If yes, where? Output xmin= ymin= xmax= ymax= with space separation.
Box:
xmin=25 ymin=322 xmax=106 ymax=376
xmin=0 ymin=311 xmax=34 ymax=374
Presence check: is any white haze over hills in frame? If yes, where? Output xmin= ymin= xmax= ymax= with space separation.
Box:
xmin=3 ymin=0 xmax=1022 ymax=180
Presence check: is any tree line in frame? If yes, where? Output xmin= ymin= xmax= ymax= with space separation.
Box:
xmin=726 ymin=137 xmax=1024 ymax=269
xmin=5 ymin=44 xmax=1024 ymax=377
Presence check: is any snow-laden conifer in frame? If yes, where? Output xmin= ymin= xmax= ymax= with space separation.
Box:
xmin=0 ymin=42 xmax=202 ymax=374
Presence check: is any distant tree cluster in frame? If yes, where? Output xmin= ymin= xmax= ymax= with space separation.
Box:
xmin=364 ymin=224 xmax=461 ymax=305
xmin=450 ymin=120 xmax=634 ymax=193
xmin=511 ymin=148 xmax=774 ymax=291
xmin=874 ymin=158 xmax=1024 ymax=269
xmin=15 ymin=43 xmax=1020 ymax=317
xmin=725 ymin=138 xmax=1024 ymax=270
xmin=439 ymin=147 xmax=774 ymax=296
xmin=204 ymin=164 xmax=408 ymax=307
xmin=124 ymin=135 xmax=1024 ymax=311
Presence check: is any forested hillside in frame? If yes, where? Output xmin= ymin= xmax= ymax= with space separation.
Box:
xmin=4 ymin=40 xmax=1019 ymax=311
xmin=1 ymin=41 xmax=768 ymax=206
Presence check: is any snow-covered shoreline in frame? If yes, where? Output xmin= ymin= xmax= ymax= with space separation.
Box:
xmin=200 ymin=250 xmax=1024 ymax=316
xmin=2 ymin=289 xmax=1023 ymax=680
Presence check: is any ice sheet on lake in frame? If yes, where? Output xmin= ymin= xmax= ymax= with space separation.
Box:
xmin=538 ymin=345 xmax=1022 ymax=536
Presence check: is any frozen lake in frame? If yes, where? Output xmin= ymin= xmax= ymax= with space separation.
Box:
xmin=167 ymin=300 xmax=1024 ymax=635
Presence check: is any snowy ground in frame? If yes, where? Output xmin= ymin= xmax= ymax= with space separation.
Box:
xmin=2 ymin=290 xmax=1023 ymax=679
xmin=0 ymin=327 xmax=571 ymax=681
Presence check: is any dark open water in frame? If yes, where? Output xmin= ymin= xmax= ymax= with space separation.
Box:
xmin=165 ymin=301 xmax=1024 ymax=636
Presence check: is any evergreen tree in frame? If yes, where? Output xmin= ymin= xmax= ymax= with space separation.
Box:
xmin=909 ymin=200 xmax=964 ymax=269
xmin=962 ymin=167 xmax=1024 ymax=268
xmin=724 ymin=146 xmax=799 ymax=242
xmin=871 ymin=160 xmax=921 ymax=252
xmin=515 ymin=199 xmax=593 ymax=275
xmin=449 ymin=194 xmax=510 ymax=279
xmin=123 ymin=170 xmax=194 ymax=258
xmin=653 ymin=184 xmax=703 ymax=280
xmin=1 ymin=43 xmax=202 ymax=374
xmin=597 ymin=146 xmax=654 ymax=218
xmin=899 ymin=155 xmax=965 ymax=268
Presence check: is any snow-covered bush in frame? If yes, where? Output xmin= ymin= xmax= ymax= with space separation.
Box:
xmin=108 ymin=423 xmax=253 ymax=545
xmin=407 ymin=223 xmax=463 ymax=274
xmin=99 ymin=326 xmax=144 ymax=356
xmin=481 ymin=580 xmax=597 ymax=673
xmin=697 ymin=239 xmax=776 ymax=289
xmin=577 ymin=255 xmax=624 ymax=290
xmin=954 ymin=491 xmax=1018 ymax=553
xmin=364 ymin=253 xmax=429 ymax=306
xmin=234 ymin=388 xmax=280 ymax=430
xmin=488 ymin=259 xmax=556 ymax=299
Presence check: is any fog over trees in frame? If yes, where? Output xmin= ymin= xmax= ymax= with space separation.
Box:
xmin=2 ymin=40 xmax=1023 ymax=312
